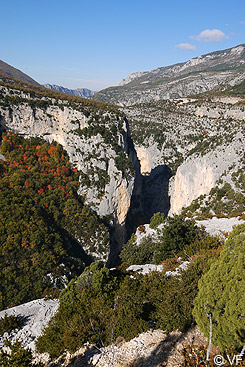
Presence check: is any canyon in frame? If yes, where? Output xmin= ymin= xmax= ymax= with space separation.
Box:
xmin=0 ymin=45 xmax=244 ymax=366
xmin=0 ymin=75 xmax=244 ymax=265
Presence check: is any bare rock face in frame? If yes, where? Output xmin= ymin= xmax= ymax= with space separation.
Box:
xmin=0 ymin=299 xmax=59 ymax=352
xmin=169 ymin=138 xmax=244 ymax=215
xmin=119 ymin=71 xmax=148 ymax=86
xmin=169 ymin=157 xmax=216 ymax=215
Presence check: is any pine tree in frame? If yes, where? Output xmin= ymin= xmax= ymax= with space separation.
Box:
xmin=193 ymin=224 xmax=245 ymax=351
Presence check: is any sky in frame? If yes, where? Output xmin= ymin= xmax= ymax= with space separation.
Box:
xmin=1 ymin=0 xmax=244 ymax=91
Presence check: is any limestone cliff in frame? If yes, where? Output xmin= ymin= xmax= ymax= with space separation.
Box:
xmin=0 ymin=82 xmax=138 ymax=262
xmin=123 ymin=95 xmax=245 ymax=217
xmin=169 ymin=140 xmax=244 ymax=214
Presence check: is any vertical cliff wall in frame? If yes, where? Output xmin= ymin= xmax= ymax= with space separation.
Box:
xmin=169 ymin=138 xmax=244 ymax=215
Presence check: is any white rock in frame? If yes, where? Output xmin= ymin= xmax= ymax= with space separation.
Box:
xmin=196 ymin=217 xmax=245 ymax=238
xmin=0 ymin=298 xmax=59 ymax=351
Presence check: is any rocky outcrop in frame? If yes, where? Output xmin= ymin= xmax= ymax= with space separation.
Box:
xmin=0 ymin=299 xmax=59 ymax=352
xmin=119 ymin=71 xmax=148 ymax=86
xmin=196 ymin=217 xmax=245 ymax=238
xmin=126 ymin=262 xmax=189 ymax=277
xmin=49 ymin=327 xmax=207 ymax=366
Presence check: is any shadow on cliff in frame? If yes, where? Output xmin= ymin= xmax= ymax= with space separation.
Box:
xmin=108 ymin=164 xmax=173 ymax=267
xmin=107 ymin=119 xmax=173 ymax=267
xmin=141 ymin=165 xmax=172 ymax=220
xmin=126 ymin=164 xmax=172 ymax=240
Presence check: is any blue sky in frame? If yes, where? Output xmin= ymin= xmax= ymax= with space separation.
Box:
xmin=1 ymin=0 xmax=244 ymax=90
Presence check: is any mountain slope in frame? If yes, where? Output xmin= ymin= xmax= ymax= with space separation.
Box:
xmin=43 ymin=83 xmax=96 ymax=98
xmin=0 ymin=60 xmax=39 ymax=85
xmin=94 ymin=44 xmax=245 ymax=106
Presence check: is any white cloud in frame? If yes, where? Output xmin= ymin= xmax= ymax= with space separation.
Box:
xmin=176 ymin=43 xmax=196 ymax=50
xmin=190 ymin=29 xmax=227 ymax=42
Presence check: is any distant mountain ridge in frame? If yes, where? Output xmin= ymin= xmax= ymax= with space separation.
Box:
xmin=43 ymin=83 xmax=96 ymax=98
xmin=0 ymin=60 xmax=39 ymax=85
xmin=94 ymin=44 xmax=245 ymax=106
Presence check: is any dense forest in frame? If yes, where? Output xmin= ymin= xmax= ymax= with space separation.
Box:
xmin=0 ymin=132 xmax=109 ymax=310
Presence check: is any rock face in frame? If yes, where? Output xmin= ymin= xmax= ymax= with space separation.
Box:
xmin=94 ymin=44 xmax=245 ymax=106
xmin=43 ymin=83 xmax=96 ymax=98
xmin=119 ymin=71 xmax=148 ymax=86
xmin=0 ymin=299 xmax=59 ymax=352
xmin=169 ymin=137 xmax=244 ymax=215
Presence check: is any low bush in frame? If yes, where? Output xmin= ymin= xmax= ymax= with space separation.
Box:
xmin=0 ymin=340 xmax=44 ymax=367
xmin=121 ymin=215 xmax=206 ymax=264
xmin=0 ymin=314 xmax=21 ymax=335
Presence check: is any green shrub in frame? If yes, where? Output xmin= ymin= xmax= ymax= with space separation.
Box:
xmin=120 ymin=236 xmax=155 ymax=265
xmin=178 ymin=234 xmax=222 ymax=260
xmin=152 ymin=215 xmax=202 ymax=263
xmin=121 ymin=215 xmax=206 ymax=265
xmin=0 ymin=340 xmax=44 ymax=367
xmin=36 ymin=262 xmax=121 ymax=357
xmin=146 ymin=252 xmax=219 ymax=333
xmin=149 ymin=212 xmax=165 ymax=229
xmin=36 ymin=262 xmax=149 ymax=358
xmin=0 ymin=314 xmax=21 ymax=335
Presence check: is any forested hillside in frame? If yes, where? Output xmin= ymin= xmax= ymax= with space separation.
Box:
xmin=0 ymin=132 xmax=109 ymax=310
